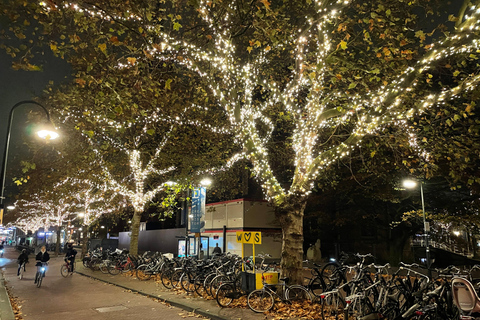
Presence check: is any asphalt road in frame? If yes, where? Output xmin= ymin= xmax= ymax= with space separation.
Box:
xmin=0 ymin=246 xmax=205 ymax=320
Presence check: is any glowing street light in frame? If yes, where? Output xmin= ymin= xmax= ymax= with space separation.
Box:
xmin=1 ymin=101 xmax=59 ymax=223
xmin=200 ymin=178 xmax=212 ymax=186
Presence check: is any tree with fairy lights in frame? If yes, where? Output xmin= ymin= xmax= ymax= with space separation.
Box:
xmin=16 ymin=184 xmax=80 ymax=255
xmin=67 ymin=177 xmax=127 ymax=257
xmin=45 ymin=62 xmax=233 ymax=255
xmin=2 ymin=0 xmax=480 ymax=281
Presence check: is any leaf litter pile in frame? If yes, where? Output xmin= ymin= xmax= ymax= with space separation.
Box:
xmin=4 ymin=282 xmax=24 ymax=320
xmin=121 ymin=271 xmax=326 ymax=320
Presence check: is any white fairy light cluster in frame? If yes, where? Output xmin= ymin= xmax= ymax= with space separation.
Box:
xmin=40 ymin=0 xmax=480 ymax=204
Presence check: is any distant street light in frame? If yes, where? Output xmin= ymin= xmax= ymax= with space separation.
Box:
xmin=1 ymin=101 xmax=59 ymax=218
xmin=6 ymin=206 xmax=15 ymax=210
xmin=200 ymin=178 xmax=212 ymax=186
xmin=403 ymin=178 xmax=431 ymax=277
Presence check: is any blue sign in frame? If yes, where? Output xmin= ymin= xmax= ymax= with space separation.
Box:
xmin=190 ymin=187 xmax=206 ymax=233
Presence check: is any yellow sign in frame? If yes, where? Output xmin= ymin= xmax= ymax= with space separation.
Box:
xmin=236 ymin=231 xmax=262 ymax=244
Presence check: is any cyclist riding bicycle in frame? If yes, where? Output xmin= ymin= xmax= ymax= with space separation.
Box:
xmin=17 ymin=249 xmax=29 ymax=276
xmin=35 ymin=246 xmax=50 ymax=284
xmin=65 ymin=241 xmax=77 ymax=272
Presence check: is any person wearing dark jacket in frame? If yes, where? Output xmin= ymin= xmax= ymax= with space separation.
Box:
xmin=65 ymin=242 xmax=77 ymax=272
xmin=17 ymin=249 xmax=29 ymax=276
xmin=35 ymin=246 xmax=50 ymax=283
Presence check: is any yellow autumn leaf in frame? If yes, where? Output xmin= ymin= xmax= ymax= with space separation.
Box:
xmin=340 ymin=40 xmax=347 ymax=50
xmin=127 ymin=57 xmax=137 ymax=65
xmin=98 ymin=43 xmax=107 ymax=52
xmin=247 ymin=46 xmax=253 ymax=53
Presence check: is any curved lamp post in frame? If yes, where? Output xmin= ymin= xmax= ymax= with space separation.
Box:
xmin=403 ymin=178 xmax=432 ymax=278
xmin=0 ymin=100 xmax=58 ymax=221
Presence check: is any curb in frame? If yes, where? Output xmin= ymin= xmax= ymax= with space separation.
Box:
xmin=75 ymin=271 xmax=228 ymax=320
xmin=0 ymin=272 xmax=15 ymax=320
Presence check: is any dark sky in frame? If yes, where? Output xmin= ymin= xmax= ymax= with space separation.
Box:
xmin=0 ymin=49 xmax=70 ymax=206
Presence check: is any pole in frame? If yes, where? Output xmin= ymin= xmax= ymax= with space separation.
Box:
xmin=184 ymin=188 xmax=189 ymax=256
xmin=420 ymin=183 xmax=432 ymax=278
xmin=1 ymin=100 xmax=53 ymax=206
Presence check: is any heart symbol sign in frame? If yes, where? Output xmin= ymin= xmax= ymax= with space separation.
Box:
xmin=244 ymin=232 xmax=252 ymax=242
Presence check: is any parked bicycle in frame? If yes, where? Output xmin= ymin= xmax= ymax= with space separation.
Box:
xmin=247 ymin=271 xmax=312 ymax=313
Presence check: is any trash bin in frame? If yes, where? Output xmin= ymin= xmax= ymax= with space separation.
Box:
xmin=241 ymin=271 xmax=279 ymax=292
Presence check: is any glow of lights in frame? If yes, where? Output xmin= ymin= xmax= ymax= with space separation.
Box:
xmin=403 ymin=179 xmax=418 ymax=189
xmin=37 ymin=130 xmax=59 ymax=140
xmin=200 ymin=178 xmax=212 ymax=186
xmin=37 ymin=0 xmax=480 ymax=207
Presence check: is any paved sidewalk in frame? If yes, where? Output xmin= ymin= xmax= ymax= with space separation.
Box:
xmin=0 ymin=271 xmax=15 ymax=320
xmin=76 ymin=265 xmax=267 ymax=320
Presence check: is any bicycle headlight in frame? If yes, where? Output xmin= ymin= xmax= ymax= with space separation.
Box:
xmin=41 ymin=267 xmax=45 ymax=271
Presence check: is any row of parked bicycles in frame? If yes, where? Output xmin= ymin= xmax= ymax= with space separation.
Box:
xmin=81 ymin=249 xmax=480 ymax=319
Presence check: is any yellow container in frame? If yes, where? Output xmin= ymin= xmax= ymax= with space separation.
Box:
xmin=255 ymin=271 xmax=279 ymax=289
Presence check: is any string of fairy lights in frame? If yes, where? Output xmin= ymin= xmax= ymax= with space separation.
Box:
xmin=37 ymin=0 xmax=480 ymax=204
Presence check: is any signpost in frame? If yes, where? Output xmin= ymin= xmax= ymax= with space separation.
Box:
xmin=190 ymin=187 xmax=206 ymax=233
xmin=236 ymin=231 xmax=262 ymax=271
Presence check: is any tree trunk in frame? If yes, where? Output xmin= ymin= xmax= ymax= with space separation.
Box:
xmin=55 ymin=228 xmax=61 ymax=257
xmin=276 ymin=198 xmax=306 ymax=285
xmin=81 ymin=226 xmax=88 ymax=258
xmin=129 ymin=209 xmax=142 ymax=255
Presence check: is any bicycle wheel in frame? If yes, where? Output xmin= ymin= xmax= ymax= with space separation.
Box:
xmin=108 ymin=261 xmax=121 ymax=275
xmin=99 ymin=261 xmax=109 ymax=274
xmin=121 ymin=260 xmax=133 ymax=273
xmin=161 ymin=269 xmax=174 ymax=289
xmin=210 ymin=275 xmax=228 ymax=298
xmin=171 ymin=270 xmax=183 ymax=289
xmin=19 ymin=267 xmax=24 ymax=280
xmin=321 ymin=293 xmax=345 ymax=320
xmin=194 ymin=275 xmax=207 ymax=297
xmin=180 ymin=273 xmax=195 ymax=293
xmin=347 ymin=296 xmax=373 ymax=320
xmin=136 ymin=265 xmax=152 ymax=281
xmin=61 ymin=264 xmax=69 ymax=277
xmin=216 ymin=283 xmax=235 ymax=307
xmin=321 ymin=262 xmax=341 ymax=290
xmin=248 ymin=289 xmax=274 ymax=313
xmin=204 ymin=273 xmax=218 ymax=297
xmin=286 ymin=285 xmax=312 ymax=304
xmin=309 ymin=277 xmax=325 ymax=298
xmin=35 ymin=272 xmax=42 ymax=288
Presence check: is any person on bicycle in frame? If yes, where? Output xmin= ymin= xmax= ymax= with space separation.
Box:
xmin=65 ymin=241 xmax=77 ymax=272
xmin=17 ymin=249 xmax=29 ymax=276
xmin=35 ymin=246 xmax=50 ymax=283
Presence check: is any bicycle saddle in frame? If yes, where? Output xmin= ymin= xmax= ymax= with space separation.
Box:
xmin=452 ymin=278 xmax=480 ymax=313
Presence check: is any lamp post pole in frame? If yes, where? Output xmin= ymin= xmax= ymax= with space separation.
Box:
xmin=403 ymin=179 xmax=431 ymax=277
xmin=419 ymin=183 xmax=432 ymax=278
xmin=1 ymin=100 xmax=56 ymax=208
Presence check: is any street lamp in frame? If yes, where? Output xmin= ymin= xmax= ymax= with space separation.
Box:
xmin=403 ymin=178 xmax=431 ymax=277
xmin=0 ymin=101 xmax=58 ymax=214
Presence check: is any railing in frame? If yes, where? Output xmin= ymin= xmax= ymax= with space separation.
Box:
xmin=411 ymin=238 xmax=473 ymax=258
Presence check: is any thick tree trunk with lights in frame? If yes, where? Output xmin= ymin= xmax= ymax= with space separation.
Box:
xmin=129 ymin=209 xmax=142 ymax=255
xmin=276 ymin=199 xmax=307 ymax=285
xmin=81 ymin=227 xmax=88 ymax=258
xmin=55 ymin=228 xmax=61 ymax=256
